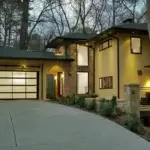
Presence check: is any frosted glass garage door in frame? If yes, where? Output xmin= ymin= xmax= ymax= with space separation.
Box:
xmin=0 ymin=71 xmax=38 ymax=99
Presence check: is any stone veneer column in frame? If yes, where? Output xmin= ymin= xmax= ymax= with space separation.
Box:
xmin=124 ymin=84 xmax=140 ymax=117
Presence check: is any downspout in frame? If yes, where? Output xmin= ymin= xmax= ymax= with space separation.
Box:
xmin=111 ymin=36 xmax=120 ymax=99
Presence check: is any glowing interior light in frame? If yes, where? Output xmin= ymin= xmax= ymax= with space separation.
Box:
xmin=145 ymin=80 xmax=150 ymax=87
xmin=54 ymin=75 xmax=57 ymax=80
xmin=61 ymin=73 xmax=64 ymax=78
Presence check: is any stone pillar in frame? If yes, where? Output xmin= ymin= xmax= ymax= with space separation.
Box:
xmin=124 ymin=84 xmax=140 ymax=117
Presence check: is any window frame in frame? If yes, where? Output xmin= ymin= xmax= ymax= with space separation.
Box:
xmin=77 ymin=44 xmax=89 ymax=67
xmin=77 ymin=71 xmax=89 ymax=94
xmin=99 ymin=39 xmax=112 ymax=51
xmin=99 ymin=76 xmax=113 ymax=89
xmin=130 ymin=37 xmax=142 ymax=54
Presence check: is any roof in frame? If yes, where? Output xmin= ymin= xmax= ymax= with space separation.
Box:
xmin=46 ymin=33 xmax=96 ymax=48
xmin=0 ymin=47 xmax=74 ymax=61
xmin=93 ymin=23 xmax=148 ymax=41
xmin=114 ymin=23 xmax=148 ymax=31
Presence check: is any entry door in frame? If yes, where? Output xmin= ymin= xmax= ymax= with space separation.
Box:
xmin=0 ymin=71 xmax=38 ymax=99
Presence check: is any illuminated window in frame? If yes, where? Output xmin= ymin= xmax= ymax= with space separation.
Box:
xmin=77 ymin=72 xmax=88 ymax=94
xmin=99 ymin=76 xmax=113 ymax=89
xmin=131 ymin=37 xmax=141 ymax=54
xmin=55 ymin=46 xmax=65 ymax=56
xmin=77 ymin=45 xmax=88 ymax=66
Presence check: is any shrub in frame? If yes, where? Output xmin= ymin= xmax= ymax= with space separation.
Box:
xmin=123 ymin=114 xmax=141 ymax=134
xmin=89 ymin=93 xmax=98 ymax=98
xmin=67 ymin=94 xmax=76 ymax=105
xmin=99 ymin=97 xmax=117 ymax=117
xmin=76 ymin=96 xmax=86 ymax=108
xmin=87 ymin=99 xmax=97 ymax=112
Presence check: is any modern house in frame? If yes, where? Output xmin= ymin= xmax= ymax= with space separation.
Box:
xmin=0 ymin=33 xmax=95 ymax=100
xmin=93 ymin=20 xmax=150 ymax=101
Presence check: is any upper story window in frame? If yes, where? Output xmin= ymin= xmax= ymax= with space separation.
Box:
xmin=131 ymin=37 xmax=141 ymax=54
xmin=99 ymin=76 xmax=113 ymax=89
xmin=77 ymin=45 xmax=88 ymax=66
xmin=99 ymin=39 xmax=112 ymax=51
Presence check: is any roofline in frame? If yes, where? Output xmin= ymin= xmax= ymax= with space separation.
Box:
xmin=0 ymin=57 xmax=75 ymax=62
xmin=92 ymin=26 xmax=148 ymax=41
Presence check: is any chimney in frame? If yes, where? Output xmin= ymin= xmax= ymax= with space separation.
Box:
xmin=123 ymin=18 xmax=134 ymax=24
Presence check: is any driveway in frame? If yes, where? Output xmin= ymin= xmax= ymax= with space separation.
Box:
xmin=0 ymin=100 xmax=150 ymax=150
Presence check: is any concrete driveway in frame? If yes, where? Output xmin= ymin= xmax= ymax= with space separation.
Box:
xmin=0 ymin=100 xmax=150 ymax=150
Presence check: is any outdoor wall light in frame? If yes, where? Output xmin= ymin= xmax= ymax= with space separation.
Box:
xmin=54 ymin=75 xmax=57 ymax=80
xmin=61 ymin=73 xmax=64 ymax=78
xmin=137 ymin=70 xmax=142 ymax=76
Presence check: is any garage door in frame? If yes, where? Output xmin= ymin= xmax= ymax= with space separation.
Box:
xmin=0 ymin=71 xmax=38 ymax=99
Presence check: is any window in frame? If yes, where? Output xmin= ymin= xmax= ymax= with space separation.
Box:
xmin=77 ymin=45 xmax=88 ymax=66
xmin=99 ymin=39 xmax=112 ymax=51
xmin=131 ymin=37 xmax=141 ymax=54
xmin=77 ymin=72 xmax=88 ymax=94
xmin=55 ymin=46 xmax=65 ymax=56
xmin=99 ymin=76 xmax=113 ymax=89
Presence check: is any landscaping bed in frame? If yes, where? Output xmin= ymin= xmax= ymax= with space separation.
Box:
xmin=49 ymin=94 xmax=150 ymax=142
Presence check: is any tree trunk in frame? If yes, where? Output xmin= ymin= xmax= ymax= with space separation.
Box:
xmin=20 ymin=0 xmax=29 ymax=50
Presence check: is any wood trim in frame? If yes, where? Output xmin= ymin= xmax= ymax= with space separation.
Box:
xmin=99 ymin=39 xmax=112 ymax=51
xmin=99 ymin=76 xmax=113 ymax=89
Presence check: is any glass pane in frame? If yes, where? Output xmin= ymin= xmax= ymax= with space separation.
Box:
xmin=0 ymin=71 xmax=12 ymax=77
xmin=0 ymin=86 xmax=12 ymax=92
xmin=13 ymin=79 xmax=25 ymax=85
xmin=99 ymin=78 xmax=102 ymax=89
xmin=26 ymin=86 xmax=37 ymax=92
xmin=0 ymin=79 xmax=12 ymax=85
xmin=0 ymin=93 xmax=12 ymax=99
xmin=26 ymin=79 xmax=37 ymax=85
xmin=13 ymin=86 xmax=25 ymax=92
xmin=131 ymin=37 xmax=141 ymax=53
xmin=77 ymin=72 xmax=88 ymax=94
xmin=13 ymin=93 xmax=25 ymax=99
xmin=13 ymin=72 xmax=25 ymax=78
xmin=26 ymin=93 xmax=37 ymax=99
xmin=102 ymin=41 xmax=109 ymax=49
xmin=26 ymin=72 xmax=37 ymax=78
xmin=77 ymin=45 xmax=88 ymax=66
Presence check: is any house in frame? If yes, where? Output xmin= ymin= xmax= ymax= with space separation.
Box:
xmin=93 ymin=20 xmax=150 ymax=101
xmin=0 ymin=33 xmax=95 ymax=100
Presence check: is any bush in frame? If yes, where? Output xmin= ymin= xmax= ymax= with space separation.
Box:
xmin=100 ymin=97 xmax=117 ymax=117
xmin=76 ymin=96 xmax=86 ymax=108
xmin=123 ymin=114 xmax=141 ymax=134
xmin=87 ymin=99 xmax=97 ymax=112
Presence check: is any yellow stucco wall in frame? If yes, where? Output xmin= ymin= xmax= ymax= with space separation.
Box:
xmin=119 ymin=33 xmax=150 ymax=99
xmin=95 ymin=39 xmax=118 ymax=99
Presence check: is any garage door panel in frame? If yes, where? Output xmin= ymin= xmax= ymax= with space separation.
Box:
xmin=13 ymin=72 xmax=25 ymax=78
xmin=0 ymin=71 xmax=12 ymax=77
xmin=26 ymin=72 xmax=37 ymax=78
xmin=0 ymin=71 xmax=38 ymax=99
xmin=26 ymin=93 xmax=37 ymax=99
xmin=13 ymin=93 xmax=25 ymax=99
xmin=0 ymin=93 xmax=12 ymax=99
xmin=0 ymin=86 xmax=12 ymax=92
xmin=26 ymin=79 xmax=37 ymax=85
xmin=26 ymin=86 xmax=37 ymax=92
xmin=0 ymin=79 xmax=12 ymax=85
xmin=13 ymin=86 xmax=25 ymax=92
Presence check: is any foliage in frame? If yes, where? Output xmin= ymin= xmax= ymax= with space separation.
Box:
xmin=65 ymin=94 xmax=76 ymax=105
xmin=123 ymin=114 xmax=141 ymax=134
xmin=87 ymin=99 xmax=97 ymax=112
xmin=88 ymin=93 xmax=98 ymax=98
xmin=76 ymin=96 xmax=86 ymax=108
xmin=100 ymin=96 xmax=117 ymax=117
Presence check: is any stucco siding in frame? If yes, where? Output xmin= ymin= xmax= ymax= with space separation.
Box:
xmin=95 ymin=39 xmax=118 ymax=99
xmin=119 ymin=34 xmax=150 ymax=99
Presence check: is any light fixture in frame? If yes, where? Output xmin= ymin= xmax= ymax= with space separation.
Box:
xmin=21 ymin=64 xmax=26 ymax=68
xmin=61 ymin=73 xmax=64 ymax=78
xmin=54 ymin=75 xmax=57 ymax=80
